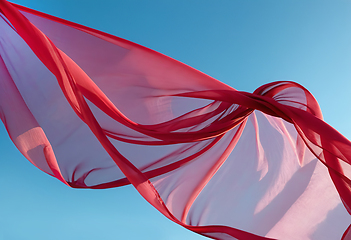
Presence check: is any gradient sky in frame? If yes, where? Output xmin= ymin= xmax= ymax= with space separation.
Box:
xmin=1 ymin=1 xmax=351 ymax=239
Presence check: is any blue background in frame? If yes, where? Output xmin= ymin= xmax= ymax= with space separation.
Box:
xmin=1 ymin=1 xmax=351 ymax=239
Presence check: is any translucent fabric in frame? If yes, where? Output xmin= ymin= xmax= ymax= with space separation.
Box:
xmin=0 ymin=1 xmax=350 ymax=239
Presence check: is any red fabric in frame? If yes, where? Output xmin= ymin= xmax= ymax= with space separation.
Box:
xmin=0 ymin=0 xmax=350 ymax=239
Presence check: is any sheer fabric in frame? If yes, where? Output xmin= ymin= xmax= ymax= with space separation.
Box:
xmin=0 ymin=1 xmax=350 ymax=239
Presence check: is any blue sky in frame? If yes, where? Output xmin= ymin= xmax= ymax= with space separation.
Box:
xmin=1 ymin=1 xmax=351 ymax=239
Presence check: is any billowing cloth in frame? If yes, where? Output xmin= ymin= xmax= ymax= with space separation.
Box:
xmin=0 ymin=1 xmax=350 ymax=239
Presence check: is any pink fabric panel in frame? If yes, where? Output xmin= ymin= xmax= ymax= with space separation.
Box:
xmin=0 ymin=12 xmax=123 ymax=184
xmin=0 ymin=1 xmax=350 ymax=239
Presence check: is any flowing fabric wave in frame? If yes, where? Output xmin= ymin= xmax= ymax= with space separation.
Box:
xmin=0 ymin=1 xmax=350 ymax=239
